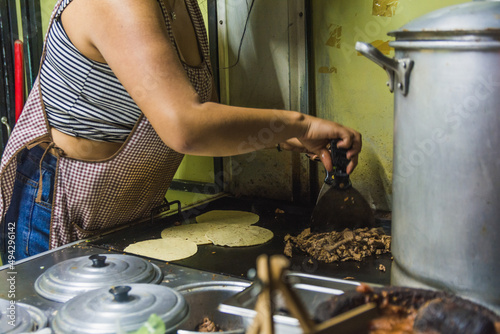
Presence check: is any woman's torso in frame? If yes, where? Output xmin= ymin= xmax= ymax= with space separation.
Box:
xmin=41 ymin=0 xmax=208 ymax=160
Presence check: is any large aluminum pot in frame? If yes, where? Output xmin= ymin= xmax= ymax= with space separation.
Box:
xmin=356 ymin=0 xmax=500 ymax=314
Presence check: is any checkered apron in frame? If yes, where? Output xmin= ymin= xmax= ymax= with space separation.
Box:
xmin=0 ymin=0 xmax=213 ymax=249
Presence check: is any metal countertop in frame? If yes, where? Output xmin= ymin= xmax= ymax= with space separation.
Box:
xmin=0 ymin=195 xmax=391 ymax=332
xmin=0 ymin=242 xmax=248 ymax=315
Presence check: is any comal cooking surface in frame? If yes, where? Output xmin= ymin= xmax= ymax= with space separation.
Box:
xmin=89 ymin=196 xmax=392 ymax=285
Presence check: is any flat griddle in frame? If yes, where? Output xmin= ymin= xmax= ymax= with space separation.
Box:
xmin=88 ymin=196 xmax=393 ymax=285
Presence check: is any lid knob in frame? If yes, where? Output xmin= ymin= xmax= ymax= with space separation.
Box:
xmin=109 ymin=286 xmax=132 ymax=303
xmin=89 ymin=254 xmax=107 ymax=268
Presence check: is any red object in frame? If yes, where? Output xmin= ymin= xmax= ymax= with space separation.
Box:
xmin=14 ymin=40 xmax=24 ymax=122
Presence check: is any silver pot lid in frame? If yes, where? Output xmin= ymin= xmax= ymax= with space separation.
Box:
xmin=0 ymin=299 xmax=48 ymax=333
xmin=389 ymin=0 xmax=500 ymax=39
xmin=34 ymin=254 xmax=163 ymax=302
xmin=51 ymin=284 xmax=189 ymax=334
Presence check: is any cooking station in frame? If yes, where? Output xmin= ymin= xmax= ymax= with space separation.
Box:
xmin=2 ymin=0 xmax=500 ymax=331
xmin=91 ymin=195 xmax=392 ymax=284
xmin=0 ymin=195 xmax=392 ymax=333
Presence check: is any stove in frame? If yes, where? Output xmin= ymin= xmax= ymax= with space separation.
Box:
xmin=90 ymin=195 xmax=393 ymax=284
xmin=0 ymin=195 xmax=392 ymax=333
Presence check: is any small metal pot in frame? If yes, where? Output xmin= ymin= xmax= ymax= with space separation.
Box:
xmin=34 ymin=254 xmax=163 ymax=302
xmin=51 ymin=284 xmax=188 ymax=334
xmin=176 ymin=281 xmax=250 ymax=334
xmin=0 ymin=299 xmax=48 ymax=333
xmin=356 ymin=0 xmax=500 ymax=314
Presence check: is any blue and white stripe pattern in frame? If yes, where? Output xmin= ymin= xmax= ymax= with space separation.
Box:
xmin=40 ymin=0 xmax=141 ymax=143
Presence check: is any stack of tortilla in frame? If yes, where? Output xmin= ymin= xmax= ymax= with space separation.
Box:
xmin=124 ymin=210 xmax=273 ymax=261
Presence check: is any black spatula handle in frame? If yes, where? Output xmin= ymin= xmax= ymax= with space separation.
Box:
xmin=325 ymin=139 xmax=351 ymax=189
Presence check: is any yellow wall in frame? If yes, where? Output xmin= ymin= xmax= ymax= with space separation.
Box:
xmin=312 ymin=0 xmax=468 ymax=210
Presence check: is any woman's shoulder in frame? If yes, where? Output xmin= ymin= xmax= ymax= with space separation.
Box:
xmin=59 ymin=0 xmax=167 ymax=64
xmin=63 ymin=0 xmax=165 ymax=20
xmin=60 ymin=0 xmax=167 ymax=34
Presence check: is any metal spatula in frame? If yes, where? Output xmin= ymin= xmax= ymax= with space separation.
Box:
xmin=310 ymin=139 xmax=375 ymax=232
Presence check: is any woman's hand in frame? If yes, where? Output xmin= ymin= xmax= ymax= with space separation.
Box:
xmin=282 ymin=117 xmax=362 ymax=174
xmin=278 ymin=138 xmax=311 ymax=154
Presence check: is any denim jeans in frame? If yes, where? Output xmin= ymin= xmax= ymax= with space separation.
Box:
xmin=3 ymin=145 xmax=56 ymax=261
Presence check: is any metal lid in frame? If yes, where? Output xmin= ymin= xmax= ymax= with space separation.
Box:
xmin=0 ymin=299 xmax=47 ymax=333
xmin=389 ymin=0 xmax=500 ymax=39
xmin=34 ymin=254 xmax=163 ymax=302
xmin=51 ymin=284 xmax=189 ymax=334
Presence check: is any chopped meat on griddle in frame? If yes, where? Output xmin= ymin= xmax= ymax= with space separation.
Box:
xmin=284 ymin=227 xmax=391 ymax=263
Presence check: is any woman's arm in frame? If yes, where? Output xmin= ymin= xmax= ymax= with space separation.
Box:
xmin=61 ymin=0 xmax=361 ymax=173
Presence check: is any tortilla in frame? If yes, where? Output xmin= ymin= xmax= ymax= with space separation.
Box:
xmin=124 ymin=238 xmax=197 ymax=261
xmin=161 ymin=210 xmax=260 ymax=245
xmin=160 ymin=210 xmax=264 ymax=247
xmin=160 ymin=223 xmax=215 ymax=245
xmin=205 ymin=225 xmax=274 ymax=247
xmin=195 ymin=210 xmax=259 ymax=225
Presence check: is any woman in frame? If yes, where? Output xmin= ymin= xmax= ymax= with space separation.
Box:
xmin=0 ymin=0 xmax=361 ymax=261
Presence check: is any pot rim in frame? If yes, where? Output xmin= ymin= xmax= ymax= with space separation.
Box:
xmin=389 ymin=1 xmax=500 ymax=39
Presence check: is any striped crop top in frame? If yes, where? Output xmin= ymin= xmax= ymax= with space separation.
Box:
xmin=40 ymin=0 xmax=142 ymax=143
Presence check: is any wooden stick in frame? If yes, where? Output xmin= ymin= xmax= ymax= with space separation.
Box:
xmin=269 ymin=255 xmax=316 ymax=333
xmin=249 ymin=254 xmax=377 ymax=334
xmin=247 ymin=255 xmax=274 ymax=334
xmin=314 ymin=302 xmax=377 ymax=334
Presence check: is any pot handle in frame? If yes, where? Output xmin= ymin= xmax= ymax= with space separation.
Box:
xmin=355 ymin=41 xmax=413 ymax=96
xmin=109 ymin=286 xmax=132 ymax=303
xmin=1 ymin=117 xmax=11 ymax=138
